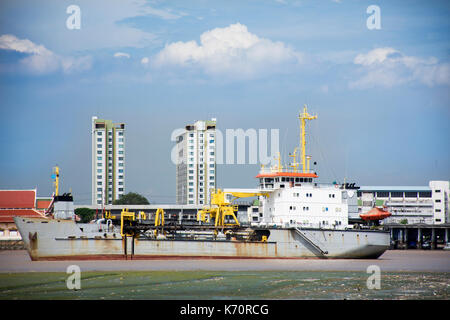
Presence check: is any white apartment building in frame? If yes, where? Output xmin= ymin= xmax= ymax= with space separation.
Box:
xmin=357 ymin=180 xmax=449 ymax=224
xmin=175 ymin=119 xmax=217 ymax=205
xmin=91 ymin=116 xmax=125 ymax=206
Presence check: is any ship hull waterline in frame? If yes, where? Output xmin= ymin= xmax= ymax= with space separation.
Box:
xmin=15 ymin=217 xmax=390 ymax=261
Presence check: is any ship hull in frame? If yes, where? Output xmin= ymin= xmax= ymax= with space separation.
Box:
xmin=14 ymin=217 xmax=390 ymax=260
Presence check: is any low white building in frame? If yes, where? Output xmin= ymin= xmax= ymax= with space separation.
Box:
xmin=357 ymin=180 xmax=449 ymax=225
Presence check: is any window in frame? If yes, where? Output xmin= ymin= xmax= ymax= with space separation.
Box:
xmin=377 ymin=192 xmax=389 ymax=197
xmin=97 ymin=138 xmax=102 ymax=142
xmin=97 ymin=151 xmax=102 ymax=155
xmin=210 ymin=182 xmax=214 ymax=186
xmin=119 ymin=151 xmax=124 ymax=155
xmin=118 ymin=163 xmax=124 ymax=167
xmin=435 ymin=209 xmax=441 ymax=212
xmin=119 ymin=144 xmax=124 ymax=148
xmin=118 ymin=169 xmax=123 ymax=173
xmin=118 ymin=132 xmax=123 ymax=136
xmin=97 ymin=131 xmax=103 ymax=136
xmin=119 ymin=188 xmax=123 ymax=192
xmin=97 ymin=163 xmax=102 ymax=167
xmin=419 ymin=191 xmax=432 ymax=198
xmin=97 ymin=156 xmax=102 ymax=161
xmin=97 ymin=175 xmax=102 ymax=179
xmin=405 ymin=192 xmax=417 ymax=198
xmin=97 ymin=188 xmax=102 ymax=192
xmin=435 ymin=189 xmax=441 ymax=193
xmin=435 ymin=199 xmax=441 ymax=203
xmin=391 ymin=192 xmax=403 ymax=198
xmin=97 ymin=144 xmax=102 ymax=148
xmin=118 ymin=138 xmax=124 ymax=142
xmin=97 ymin=169 xmax=102 ymax=173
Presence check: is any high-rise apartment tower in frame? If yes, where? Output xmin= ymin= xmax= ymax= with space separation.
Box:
xmin=175 ymin=119 xmax=216 ymax=205
xmin=91 ymin=116 xmax=125 ymax=205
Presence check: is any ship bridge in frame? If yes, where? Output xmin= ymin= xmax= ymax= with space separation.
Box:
xmin=256 ymin=168 xmax=318 ymax=191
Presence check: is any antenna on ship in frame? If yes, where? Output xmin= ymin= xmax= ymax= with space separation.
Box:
xmin=298 ymin=105 xmax=317 ymax=173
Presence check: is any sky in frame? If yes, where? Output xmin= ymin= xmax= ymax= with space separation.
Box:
xmin=0 ymin=0 xmax=449 ymax=204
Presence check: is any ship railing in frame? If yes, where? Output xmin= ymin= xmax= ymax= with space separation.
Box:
xmin=258 ymin=167 xmax=317 ymax=174
xmin=294 ymin=227 xmax=328 ymax=256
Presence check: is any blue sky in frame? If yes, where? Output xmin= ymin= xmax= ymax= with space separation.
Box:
xmin=0 ymin=0 xmax=449 ymax=204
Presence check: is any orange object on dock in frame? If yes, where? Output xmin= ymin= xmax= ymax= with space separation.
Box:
xmin=360 ymin=207 xmax=392 ymax=221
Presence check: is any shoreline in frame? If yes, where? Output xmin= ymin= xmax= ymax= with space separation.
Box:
xmin=1 ymin=250 xmax=449 ymax=273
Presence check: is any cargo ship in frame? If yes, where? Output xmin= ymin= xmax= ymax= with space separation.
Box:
xmin=15 ymin=106 xmax=390 ymax=260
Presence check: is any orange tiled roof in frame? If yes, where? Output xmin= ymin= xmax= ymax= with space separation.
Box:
xmin=36 ymin=199 xmax=52 ymax=210
xmin=0 ymin=190 xmax=36 ymax=209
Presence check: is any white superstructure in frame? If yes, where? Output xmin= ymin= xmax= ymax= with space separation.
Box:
xmin=91 ymin=116 xmax=125 ymax=206
xmin=175 ymin=119 xmax=217 ymax=205
xmin=256 ymin=177 xmax=350 ymax=229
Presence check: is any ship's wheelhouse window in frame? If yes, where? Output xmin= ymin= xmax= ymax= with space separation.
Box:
xmin=275 ymin=178 xmax=280 ymax=182
xmin=280 ymin=184 xmax=285 ymax=188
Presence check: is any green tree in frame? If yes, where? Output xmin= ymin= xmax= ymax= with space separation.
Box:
xmin=113 ymin=192 xmax=150 ymax=205
xmin=74 ymin=207 xmax=95 ymax=223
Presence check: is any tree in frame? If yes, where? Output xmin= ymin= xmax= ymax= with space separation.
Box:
xmin=74 ymin=207 xmax=95 ymax=223
xmin=113 ymin=192 xmax=150 ymax=205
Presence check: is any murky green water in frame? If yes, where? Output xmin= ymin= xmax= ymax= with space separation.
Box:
xmin=0 ymin=271 xmax=448 ymax=300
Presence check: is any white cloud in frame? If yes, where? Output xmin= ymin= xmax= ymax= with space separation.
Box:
xmin=0 ymin=34 xmax=91 ymax=74
xmin=114 ymin=52 xmax=131 ymax=58
xmin=350 ymin=47 xmax=450 ymax=88
xmin=152 ymin=23 xmax=302 ymax=77
xmin=141 ymin=57 xmax=149 ymax=64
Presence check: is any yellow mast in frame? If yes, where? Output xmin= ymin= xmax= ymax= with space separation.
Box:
xmin=299 ymin=105 xmax=317 ymax=173
xmin=53 ymin=166 xmax=60 ymax=196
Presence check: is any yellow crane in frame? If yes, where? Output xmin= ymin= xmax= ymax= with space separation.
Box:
xmin=197 ymin=189 xmax=269 ymax=231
